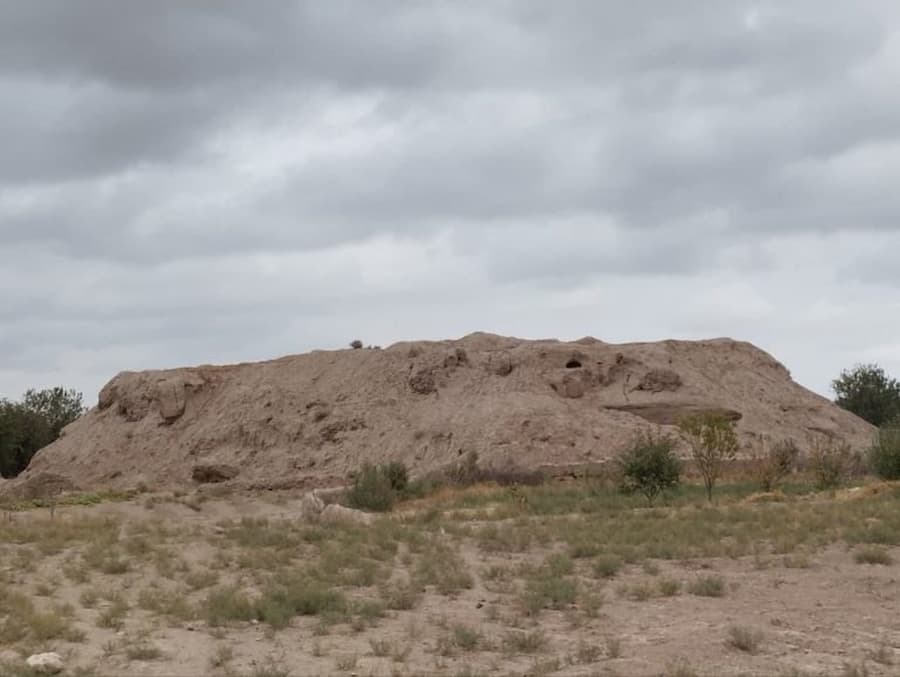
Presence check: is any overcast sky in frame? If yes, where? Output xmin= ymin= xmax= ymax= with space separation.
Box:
xmin=2 ymin=1 xmax=900 ymax=403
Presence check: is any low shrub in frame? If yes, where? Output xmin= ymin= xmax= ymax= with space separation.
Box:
xmin=688 ymin=575 xmax=726 ymax=598
xmin=752 ymin=439 xmax=800 ymax=491
xmin=593 ymin=554 xmax=624 ymax=579
xmin=868 ymin=418 xmax=900 ymax=480
xmin=617 ymin=430 xmax=681 ymax=505
xmin=809 ymin=437 xmax=854 ymax=490
xmin=726 ymin=625 xmax=762 ymax=654
xmin=346 ymin=462 xmax=409 ymax=512
xmin=854 ymin=546 xmax=893 ymax=566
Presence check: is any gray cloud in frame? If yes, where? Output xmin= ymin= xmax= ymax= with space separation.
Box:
xmin=2 ymin=0 xmax=900 ymax=401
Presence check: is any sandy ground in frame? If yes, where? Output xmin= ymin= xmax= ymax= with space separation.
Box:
xmin=1 ymin=492 xmax=899 ymax=677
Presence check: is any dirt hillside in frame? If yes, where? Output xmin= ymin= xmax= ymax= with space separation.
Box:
xmin=5 ymin=333 xmax=875 ymax=495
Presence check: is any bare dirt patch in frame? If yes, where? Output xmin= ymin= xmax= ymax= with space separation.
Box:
xmin=2 ymin=480 xmax=899 ymax=676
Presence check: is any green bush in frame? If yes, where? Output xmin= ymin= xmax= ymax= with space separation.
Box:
xmin=752 ymin=439 xmax=800 ymax=491
xmin=383 ymin=461 xmax=409 ymax=493
xmin=679 ymin=413 xmax=738 ymax=502
xmin=868 ymin=418 xmax=900 ymax=480
xmin=592 ymin=554 xmax=623 ymax=579
xmin=854 ymin=546 xmax=893 ymax=565
xmin=809 ymin=437 xmax=853 ymax=490
xmin=346 ymin=463 xmax=396 ymax=512
xmin=688 ymin=575 xmax=726 ymax=598
xmin=344 ymin=460 xmax=414 ymax=511
xmin=617 ymin=430 xmax=680 ymax=505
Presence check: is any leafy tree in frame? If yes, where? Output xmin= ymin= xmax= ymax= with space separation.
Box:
xmin=679 ymin=412 xmax=739 ymax=502
xmin=0 ymin=387 xmax=85 ymax=478
xmin=832 ymin=364 xmax=900 ymax=427
xmin=868 ymin=415 xmax=900 ymax=481
xmin=617 ymin=430 xmax=681 ymax=505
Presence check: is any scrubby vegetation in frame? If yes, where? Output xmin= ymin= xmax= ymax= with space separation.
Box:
xmin=809 ymin=437 xmax=856 ymax=490
xmin=5 ymin=416 xmax=900 ymax=675
xmin=679 ymin=412 xmax=739 ymax=502
xmin=868 ymin=417 xmax=900 ymax=480
xmin=0 ymin=387 xmax=84 ymax=478
xmin=345 ymin=461 xmax=410 ymax=511
xmin=751 ymin=439 xmax=800 ymax=492
xmin=616 ymin=429 xmax=681 ymax=505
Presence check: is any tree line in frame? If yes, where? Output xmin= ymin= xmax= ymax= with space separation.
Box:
xmin=0 ymin=387 xmax=85 ymax=478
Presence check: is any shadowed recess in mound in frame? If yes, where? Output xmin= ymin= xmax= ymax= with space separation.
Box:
xmin=605 ymin=404 xmax=743 ymax=426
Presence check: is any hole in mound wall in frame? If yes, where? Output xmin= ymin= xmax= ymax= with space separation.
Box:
xmin=565 ymin=359 xmax=583 ymax=369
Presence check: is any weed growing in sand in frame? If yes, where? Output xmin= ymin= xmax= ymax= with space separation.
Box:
xmin=209 ymin=645 xmax=235 ymax=670
xmin=573 ymin=640 xmax=602 ymax=664
xmin=96 ymin=596 xmax=130 ymax=630
xmin=606 ymin=636 xmax=623 ymax=658
xmin=522 ymin=565 xmax=578 ymax=614
xmin=618 ymin=580 xmax=655 ymax=601
xmin=334 ymin=654 xmax=358 ymax=672
xmin=592 ymin=554 xmax=624 ymax=579
xmin=870 ymin=640 xmax=894 ymax=665
xmin=204 ymin=586 xmax=257 ymax=627
xmin=666 ymin=661 xmax=699 ymax=677
xmin=502 ymin=629 xmax=547 ymax=654
xmin=415 ymin=544 xmax=473 ymax=595
xmin=855 ymin=546 xmax=893 ymax=565
xmin=752 ymin=439 xmax=800 ymax=492
xmin=184 ymin=568 xmax=220 ymax=590
xmin=0 ymin=587 xmax=86 ymax=644
xmin=137 ymin=586 xmax=197 ymax=623
xmin=125 ymin=641 xmax=163 ymax=661
xmin=250 ymin=657 xmax=292 ymax=677
xmin=726 ymin=625 xmax=763 ymax=653
xmin=688 ymin=575 xmax=726 ymax=597
xmin=82 ymin=542 xmax=131 ymax=575
xmin=380 ymin=580 xmax=421 ymax=610
xmin=255 ymin=575 xmax=347 ymax=629
xmin=840 ymin=662 xmax=872 ymax=677
xmin=658 ymin=577 xmax=681 ymax=596
xmin=451 ymin=624 xmax=484 ymax=651
xmin=810 ymin=438 xmax=854 ymax=490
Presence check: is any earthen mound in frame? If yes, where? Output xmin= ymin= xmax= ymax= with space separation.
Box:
xmin=5 ymin=333 xmax=875 ymax=495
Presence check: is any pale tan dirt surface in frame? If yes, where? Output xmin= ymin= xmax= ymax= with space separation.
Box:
xmin=2 ymin=484 xmax=899 ymax=677
xmin=6 ymin=333 xmax=875 ymax=496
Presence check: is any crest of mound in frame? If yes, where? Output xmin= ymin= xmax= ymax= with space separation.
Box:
xmin=6 ymin=333 xmax=874 ymax=495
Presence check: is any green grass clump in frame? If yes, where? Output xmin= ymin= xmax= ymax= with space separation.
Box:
xmin=204 ymin=586 xmax=256 ymax=627
xmin=658 ymin=578 xmax=681 ymax=597
xmin=523 ymin=575 xmax=578 ymax=613
xmin=854 ymin=546 xmax=893 ymax=565
xmin=503 ymin=629 xmax=547 ymax=654
xmin=688 ymin=575 xmax=726 ymax=598
xmin=451 ymin=624 xmax=483 ymax=651
xmin=593 ymin=554 xmax=624 ymax=579
xmin=256 ymin=576 xmax=347 ymax=629
xmin=726 ymin=625 xmax=762 ymax=653
xmin=346 ymin=462 xmax=410 ymax=512
xmin=415 ymin=544 xmax=473 ymax=595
